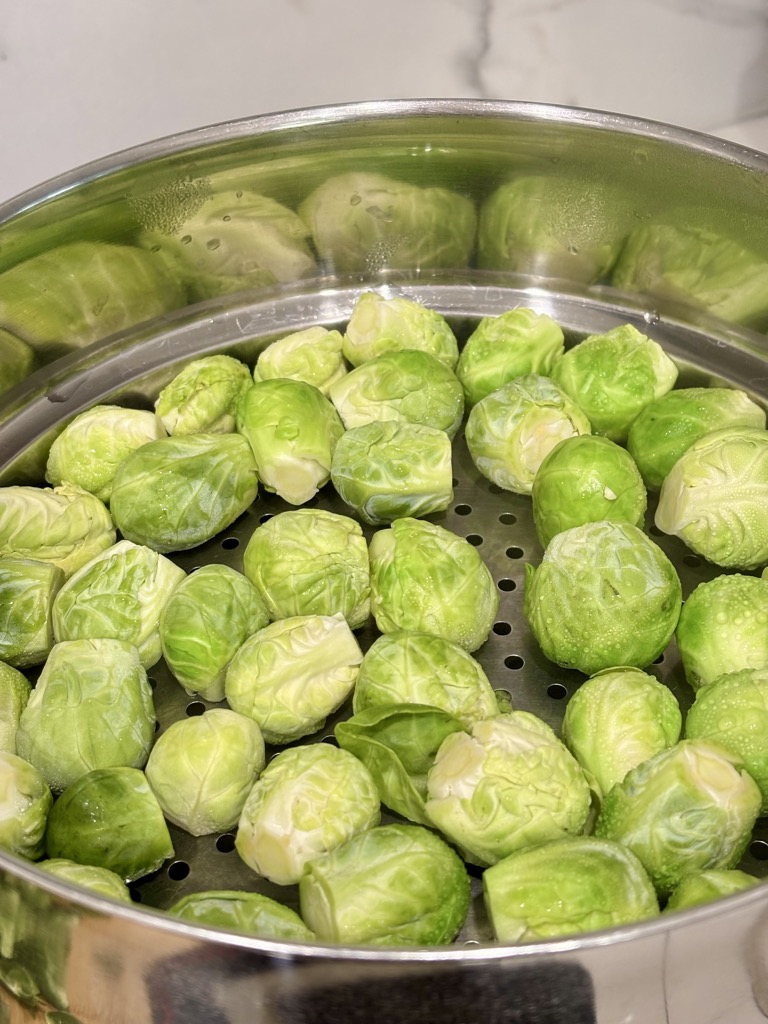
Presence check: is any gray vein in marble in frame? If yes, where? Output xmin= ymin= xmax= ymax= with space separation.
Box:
xmin=462 ymin=0 xmax=492 ymax=97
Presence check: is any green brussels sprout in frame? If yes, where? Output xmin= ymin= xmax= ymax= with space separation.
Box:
xmin=664 ymin=869 xmax=760 ymax=912
xmin=299 ymin=822 xmax=470 ymax=946
xmin=465 ymin=373 xmax=592 ymax=496
xmin=0 ymin=483 xmax=115 ymax=578
xmin=145 ymin=709 xmax=265 ymax=836
xmin=561 ymin=667 xmax=682 ymax=801
xmin=330 ymin=421 xmax=453 ymax=525
xmin=154 ymin=354 xmax=253 ymax=436
xmin=655 ymin=426 xmax=768 ymax=570
xmin=455 ymin=307 xmax=565 ymax=407
xmin=242 ymin=509 xmax=370 ymax=629
xmin=369 ymin=517 xmax=500 ymax=653
xmin=45 ymin=766 xmax=174 ymax=882
xmin=168 ymin=890 xmax=314 ymax=940
xmin=15 ymin=638 xmax=155 ymax=792
xmin=37 ymin=858 xmax=133 ymax=903
xmin=523 ymin=521 xmax=682 ymax=675
xmin=159 ymin=564 xmax=270 ymax=702
xmin=110 ymin=433 xmax=259 ymax=553
xmin=627 ymin=387 xmax=766 ymax=490
xmin=483 ymin=836 xmax=659 ymax=942
xmin=236 ymin=378 xmax=344 ymax=506
xmin=594 ymin=739 xmax=761 ymax=897
xmin=341 ymin=292 xmax=459 ymax=370
xmin=425 ymin=712 xmax=591 ymax=867
xmin=0 ymin=558 xmax=65 ymax=668
xmin=51 ymin=540 xmax=186 ymax=669
xmin=225 ymin=613 xmax=363 ymax=745
xmin=531 ymin=434 xmax=647 ymax=548
xmin=0 ymin=662 xmax=31 ymax=755
xmin=328 ymin=348 xmax=465 ymax=439
xmin=298 ymin=172 xmax=476 ymax=276
xmin=552 ymin=324 xmax=678 ymax=443
xmin=0 ymin=328 xmax=35 ymax=394
xmin=253 ymin=327 xmax=347 ymax=396
xmin=0 ymin=751 xmax=52 ymax=860
xmin=235 ymin=742 xmax=380 ymax=885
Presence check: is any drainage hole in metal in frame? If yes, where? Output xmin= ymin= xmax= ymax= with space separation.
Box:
xmin=504 ymin=655 xmax=525 ymax=670
xmin=216 ymin=833 xmax=236 ymax=853
xmin=185 ymin=701 xmax=206 ymax=717
xmin=168 ymin=861 xmax=190 ymax=881
xmin=547 ymin=683 xmax=568 ymax=700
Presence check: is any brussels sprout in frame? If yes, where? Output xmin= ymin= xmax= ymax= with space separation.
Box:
xmin=51 ymin=540 xmax=186 ymax=669
xmin=242 ymin=509 xmax=370 ymax=629
xmin=425 ymin=712 xmax=591 ymax=867
xmin=594 ymin=739 xmax=761 ymax=897
xmin=0 ymin=558 xmax=65 ymax=668
xmin=145 ymin=709 xmax=265 ymax=836
xmin=369 ymin=517 xmax=500 ymax=653
xmin=483 ymin=836 xmax=659 ymax=942
xmin=328 ymin=349 xmax=465 ymax=439
xmin=299 ymin=822 xmax=470 ymax=946
xmin=655 ymin=426 xmax=768 ymax=570
xmin=627 ymin=387 xmax=766 ymax=490
xmin=110 ymin=433 xmax=259 ymax=553
xmin=235 ymin=742 xmax=380 ymax=885
xmin=0 ymin=751 xmax=52 ymax=860
xmin=299 ymin=172 xmax=476 ymax=275
xmin=236 ymin=378 xmax=344 ymax=506
xmin=45 ymin=766 xmax=174 ymax=882
xmin=16 ymin=638 xmax=155 ymax=792
xmin=341 ymin=292 xmax=459 ymax=370
xmin=37 ymin=859 xmax=133 ymax=904
xmin=224 ymin=613 xmax=363 ymax=745
xmin=0 ymin=328 xmax=35 ymax=394
xmin=455 ymin=307 xmax=565 ymax=407
xmin=664 ymin=869 xmax=760 ymax=912
xmin=523 ymin=521 xmax=682 ymax=675
xmin=253 ymin=327 xmax=347 ymax=395
xmin=169 ymin=890 xmax=314 ymax=940
xmin=561 ymin=667 xmax=682 ymax=801
xmin=0 ymin=663 xmax=31 ymax=755
xmin=154 ymin=355 xmax=253 ymax=436
xmin=159 ymin=565 xmax=270 ymax=702
xmin=552 ymin=324 xmax=678 ymax=443
xmin=465 ymin=373 xmax=592 ymax=496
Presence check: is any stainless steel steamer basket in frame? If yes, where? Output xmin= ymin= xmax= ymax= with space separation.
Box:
xmin=3 ymin=99 xmax=768 ymax=1024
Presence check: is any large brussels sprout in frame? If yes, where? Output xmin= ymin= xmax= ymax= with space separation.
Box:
xmin=154 ymin=355 xmax=253 ymax=435
xmin=299 ymin=822 xmax=470 ymax=946
xmin=0 ymin=751 xmax=52 ymax=860
xmin=169 ymin=890 xmax=314 ymax=940
xmin=0 ymin=663 xmax=31 ymax=755
xmin=253 ymin=327 xmax=347 ymax=396
xmin=340 ymin=292 xmax=459 ymax=369
xmin=523 ymin=521 xmax=682 ymax=675
xmin=235 ymin=742 xmax=380 ymax=886
xmin=0 ymin=558 xmax=64 ymax=668
xmin=15 ymin=638 xmax=155 ymax=792
xmin=0 ymin=328 xmax=35 ymax=395
xmin=369 ymin=517 xmax=500 ymax=653
xmin=664 ymin=869 xmax=760 ymax=912
xmin=38 ymin=858 xmax=133 ymax=904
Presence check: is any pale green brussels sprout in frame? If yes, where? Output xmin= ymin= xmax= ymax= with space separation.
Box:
xmin=242 ymin=509 xmax=370 ymax=629
xmin=159 ymin=565 xmax=270 ymax=703
xmin=665 ymin=869 xmax=760 ymax=912
xmin=15 ymin=638 xmax=155 ymax=792
xmin=37 ymin=859 xmax=132 ymax=904
xmin=531 ymin=434 xmax=647 ymax=548
xmin=369 ymin=517 xmax=500 ymax=653
xmin=561 ymin=667 xmax=682 ymax=801
xmin=145 ymin=709 xmax=265 ymax=836
xmin=235 ymin=742 xmax=380 ymax=885
xmin=627 ymin=387 xmax=766 ymax=490
xmin=300 ymin=822 xmax=470 ymax=946
xmin=0 ymin=663 xmax=31 ymax=755
xmin=169 ymin=890 xmax=314 ymax=940
xmin=0 ymin=328 xmax=35 ymax=394
xmin=455 ymin=307 xmax=565 ymax=407
xmin=110 ymin=432 xmax=259 ymax=553
xmin=154 ymin=354 xmax=253 ymax=436
xmin=0 ymin=483 xmax=115 ymax=577
xmin=523 ymin=521 xmax=682 ymax=675
xmin=45 ymin=766 xmax=174 ymax=882
xmin=328 ymin=348 xmax=465 ymax=439
xmin=253 ymin=327 xmax=347 ymax=395
xmin=594 ymin=739 xmax=761 ymax=897
xmin=552 ymin=324 xmax=678 ymax=443
xmin=0 ymin=751 xmax=52 ymax=860
xmin=299 ymin=171 xmax=476 ymax=275
xmin=341 ymin=292 xmax=459 ymax=370
xmin=425 ymin=711 xmax=591 ymax=867
xmin=225 ymin=613 xmax=363 ymax=745
xmin=0 ymin=558 xmax=65 ymax=668
xmin=330 ymin=421 xmax=453 ymax=525
xmin=52 ymin=540 xmax=186 ymax=669
xmin=655 ymin=426 xmax=768 ymax=570
xmin=465 ymin=373 xmax=592 ymax=496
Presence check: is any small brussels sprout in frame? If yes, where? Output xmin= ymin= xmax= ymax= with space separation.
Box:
xmin=594 ymin=739 xmax=761 ymax=897
xmin=0 ymin=558 xmax=65 ymax=668
xmin=242 ymin=509 xmax=370 ymax=629
xmin=523 ymin=521 xmax=682 ymax=675
xmin=425 ymin=712 xmax=591 ymax=867
xmin=253 ymin=327 xmax=347 ymax=395
xmin=225 ymin=613 xmax=363 ymax=745
xmin=341 ymin=292 xmax=459 ymax=369
xmin=0 ymin=751 xmax=52 ymax=860
xmin=465 ymin=373 xmax=592 ymax=496
xmin=664 ymin=869 xmax=760 ymax=912
xmin=552 ymin=324 xmax=678 ymax=443
xmin=0 ymin=328 xmax=35 ymax=394
xmin=168 ymin=890 xmax=314 ymax=940
xmin=37 ymin=859 xmax=133 ymax=903
xmin=483 ymin=836 xmax=659 ymax=942
xmin=562 ymin=667 xmax=682 ymax=801
xmin=235 ymin=742 xmax=380 ymax=885
xmin=0 ymin=663 xmax=31 ymax=755
xmin=627 ymin=387 xmax=766 ymax=490
xmin=369 ymin=517 xmax=500 ymax=653
xmin=299 ymin=822 xmax=470 ymax=946
xmin=154 ymin=355 xmax=253 ymax=436
xmin=145 ymin=709 xmax=265 ymax=836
